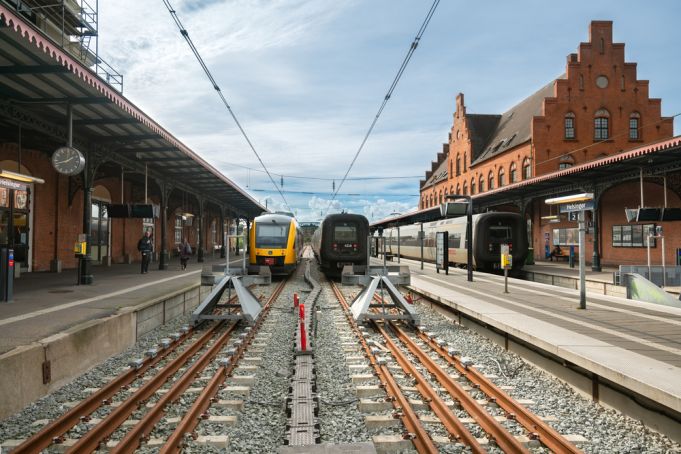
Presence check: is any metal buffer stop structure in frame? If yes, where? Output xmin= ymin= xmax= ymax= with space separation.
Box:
xmin=192 ymin=271 xmax=270 ymax=325
xmin=349 ymin=275 xmax=419 ymax=326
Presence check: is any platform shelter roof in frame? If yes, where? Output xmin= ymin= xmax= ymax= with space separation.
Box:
xmin=0 ymin=5 xmax=264 ymax=218
xmin=373 ymin=136 xmax=681 ymax=230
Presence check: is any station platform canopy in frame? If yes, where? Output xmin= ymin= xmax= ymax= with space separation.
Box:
xmin=372 ymin=136 xmax=681 ymax=230
xmin=0 ymin=6 xmax=264 ymax=219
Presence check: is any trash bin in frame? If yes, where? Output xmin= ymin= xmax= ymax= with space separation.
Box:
xmin=0 ymin=248 xmax=15 ymax=302
xmin=525 ymin=247 xmax=535 ymax=265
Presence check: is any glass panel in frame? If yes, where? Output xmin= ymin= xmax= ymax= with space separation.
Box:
xmin=333 ymin=224 xmax=357 ymax=242
xmin=100 ymin=219 xmax=109 ymax=245
xmin=0 ymin=188 xmax=9 ymax=208
xmin=489 ymin=226 xmax=512 ymax=241
xmin=612 ymin=225 xmax=622 ymax=247
xmin=0 ymin=210 xmax=8 ymax=244
xmin=13 ymin=212 xmax=29 ymax=265
xmin=255 ymin=223 xmax=290 ymax=248
xmin=91 ymin=202 xmax=99 ymax=218
xmin=14 ymin=190 xmax=28 ymax=210
xmin=631 ymin=225 xmax=643 ymax=247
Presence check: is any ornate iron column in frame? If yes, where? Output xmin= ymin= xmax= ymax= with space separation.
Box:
xmin=79 ymin=151 xmax=104 ymax=284
xmin=158 ymin=181 xmax=173 ymax=270
xmin=220 ymin=208 xmax=226 ymax=258
xmin=197 ymin=197 xmax=205 ymax=262
xmin=591 ymin=188 xmax=602 ymax=272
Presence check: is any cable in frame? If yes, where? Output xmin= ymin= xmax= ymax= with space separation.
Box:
xmin=220 ymin=161 xmax=423 ymax=182
xmin=324 ymin=0 xmax=440 ymax=216
xmin=161 ymin=0 xmax=292 ymax=213
xmin=249 ymin=188 xmax=420 ymax=197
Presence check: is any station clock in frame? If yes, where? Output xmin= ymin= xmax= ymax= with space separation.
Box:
xmin=51 ymin=146 xmax=86 ymax=176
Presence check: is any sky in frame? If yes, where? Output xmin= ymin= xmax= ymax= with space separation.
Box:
xmin=97 ymin=0 xmax=681 ymax=223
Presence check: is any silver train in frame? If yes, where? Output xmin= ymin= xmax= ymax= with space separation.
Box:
xmin=382 ymin=212 xmax=527 ymax=274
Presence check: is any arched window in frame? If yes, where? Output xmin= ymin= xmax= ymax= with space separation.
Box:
xmin=430 ymin=194 xmax=433 ymax=206
xmin=488 ymin=171 xmax=495 ymax=190
xmin=439 ymin=190 xmax=443 ymax=205
xmin=479 ymin=174 xmax=485 ymax=192
xmin=599 ymin=37 xmax=605 ymax=54
xmin=449 ymin=160 xmax=453 ymax=178
xmin=579 ymin=74 xmax=584 ymax=90
xmin=510 ymin=162 xmax=517 ymax=183
xmin=456 ymin=184 xmax=460 ymax=195
xmin=522 ymin=158 xmax=531 ymax=179
xmin=463 ymin=153 xmax=467 ymax=173
xmin=558 ymin=155 xmax=575 ymax=170
xmin=498 ymin=167 xmax=506 ymax=187
xmin=564 ymin=112 xmax=576 ymax=139
xmin=456 ymin=154 xmax=461 ymax=176
xmin=463 ymin=181 xmax=468 ymax=195
xmin=594 ymin=109 xmax=610 ymax=140
xmin=629 ymin=112 xmax=640 ymax=140
xmin=470 ymin=177 xmax=476 ymax=195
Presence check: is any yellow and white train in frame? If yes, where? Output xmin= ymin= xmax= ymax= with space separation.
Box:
xmin=249 ymin=212 xmax=303 ymax=275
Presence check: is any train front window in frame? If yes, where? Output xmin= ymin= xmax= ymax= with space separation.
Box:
xmin=489 ymin=226 xmax=512 ymax=242
xmin=333 ymin=224 xmax=357 ymax=242
xmin=256 ymin=223 xmax=290 ymax=248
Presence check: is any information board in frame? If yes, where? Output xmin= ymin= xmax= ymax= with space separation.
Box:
xmin=436 ymin=231 xmax=448 ymax=275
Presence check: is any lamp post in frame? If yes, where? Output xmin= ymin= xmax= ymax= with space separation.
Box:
xmin=545 ymin=193 xmax=593 ymax=309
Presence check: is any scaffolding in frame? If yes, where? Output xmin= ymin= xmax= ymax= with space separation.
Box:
xmin=2 ymin=0 xmax=124 ymax=92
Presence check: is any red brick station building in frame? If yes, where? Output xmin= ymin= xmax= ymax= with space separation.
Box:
xmin=417 ymin=21 xmax=681 ymax=269
xmin=0 ymin=5 xmax=263 ymax=283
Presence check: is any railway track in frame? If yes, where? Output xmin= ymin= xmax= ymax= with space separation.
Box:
xmin=11 ymin=279 xmax=287 ymax=453
xmin=331 ymin=281 xmax=582 ymax=453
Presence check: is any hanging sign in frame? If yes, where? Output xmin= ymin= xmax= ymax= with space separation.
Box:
xmin=559 ymin=200 xmax=594 ymax=213
xmin=0 ymin=178 xmax=27 ymax=191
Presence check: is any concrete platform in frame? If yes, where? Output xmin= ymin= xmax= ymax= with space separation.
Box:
xmin=387 ymin=258 xmax=681 ymax=442
xmin=0 ymin=254 xmax=243 ymax=420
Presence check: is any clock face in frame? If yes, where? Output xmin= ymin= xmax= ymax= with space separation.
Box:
xmin=52 ymin=147 xmax=85 ymax=175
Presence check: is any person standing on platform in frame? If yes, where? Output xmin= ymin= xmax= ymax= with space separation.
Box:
xmin=138 ymin=230 xmax=153 ymax=274
xmin=179 ymin=237 xmax=192 ymax=270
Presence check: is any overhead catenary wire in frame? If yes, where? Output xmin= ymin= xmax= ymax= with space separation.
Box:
xmin=160 ymin=0 xmax=292 ymax=213
xmin=249 ymin=188 xmax=419 ymax=197
xmin=324 ymin=0 xmax=440 ymax=216
xmin=218 ymin=161 xmax=423 ymax=181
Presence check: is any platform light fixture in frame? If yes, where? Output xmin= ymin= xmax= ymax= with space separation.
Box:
xmin=0 ymin=169 xmax=45 ymax=184
xmin=540 ymin=215 xmax=559 ymax=220
xmin=545 ymin=192 xmax=594 ymax=205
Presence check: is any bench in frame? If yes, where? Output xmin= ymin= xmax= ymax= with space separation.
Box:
xmin=551 ymin=251 xmax=577 ymax=262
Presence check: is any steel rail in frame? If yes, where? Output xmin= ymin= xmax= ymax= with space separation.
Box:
xmin=330 ymin=282 xmax=438 ymax=453
xmin=67 ymin=322 xmax=232 ymax=453
xmin=417 ymin=332 xmax=582 ymax=454
xmin=109 ymin=321 xmax=238 ymax=454
xmin=374 ymin=323 xmax=486 ymax=452
xmin=390 ymin=323 xmax=529 ymax=453
xmin=159 ymin=278 xmax=288 ymax=453
xmin=11 ymin=329 xmax=193 ymax=454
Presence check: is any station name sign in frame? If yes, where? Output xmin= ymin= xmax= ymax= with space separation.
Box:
xmin=0 ymin=177 xmax=27 ymax=191
xmin=559 ymin=200 xmax=594 ymax=213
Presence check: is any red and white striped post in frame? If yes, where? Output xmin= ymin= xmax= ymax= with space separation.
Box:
xmin=299 ymin=303 xmax=307 ymax=351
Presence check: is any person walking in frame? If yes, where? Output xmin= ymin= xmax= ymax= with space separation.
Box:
xmin=179 ymin=237 xmax=192 ymax=270
xmin=138 ymin=230 xmax=153 ymax=274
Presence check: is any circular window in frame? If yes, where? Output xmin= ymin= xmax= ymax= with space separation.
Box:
xmin=596 ymin=75 xmax=609 ymax=89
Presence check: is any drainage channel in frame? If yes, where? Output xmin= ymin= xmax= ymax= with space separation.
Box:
xmin=285 ymin=260 xmax=322 ymax=446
